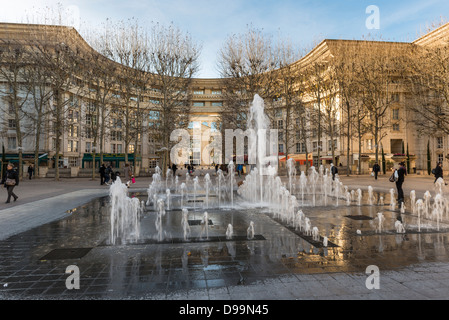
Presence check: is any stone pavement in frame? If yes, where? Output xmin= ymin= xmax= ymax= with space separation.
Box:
xmin=0 ymin=171 xmax=448 ymax=302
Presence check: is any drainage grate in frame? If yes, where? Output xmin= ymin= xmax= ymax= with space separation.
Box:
xmin=188 ymin=219 xmax=213 ymax=226
xmin=345 ymin=215 xmax=374 ymax=220
xmin=39 ymin=248 xmax=93 ymax=261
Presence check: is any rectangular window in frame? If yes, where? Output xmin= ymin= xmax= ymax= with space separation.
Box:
xmin=277 ymin=120 xmax=283 ymax=129
xmin=85 ymin=142 xmax=92 ymax=153
xmin=438 ymin=154 xmax=444 ymax=164
xmin=393 ymin=123 xmax=400 ymax=131
xmin=128 ymin=144 xmax=135 ymax=153
xmin=8 ymin=119 xmax=16 ymax=129
xmin=392 ymin=109 xmax=399 ymax=120
xmin=194 ymin=90 xmax=204 ymax=95
xmin=7 ymin=137 xmax=16 ymax=150
xmin=437 ymin=137 xmax=444 ymax=149
xmin=278 ymin=144 xmax=284 ymax=154
xmin=68 ymin=140 xmax=78 ymax=153
xmin=296 ymin=143 xmax=306 ymax=153
xmin=211 ymin=90 xmax=222 ymax=95
xmin=69 ymin=157 xmax=79 ymax=167
xmin=193 ymin=102 xmax=205 ymax=107
xmin=211 ymin=102 xmax=223 ymax=107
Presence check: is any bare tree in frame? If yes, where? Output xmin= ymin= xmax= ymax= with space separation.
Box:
xmin=146 ymin=22 xmax=201 ymax=175
xmin=0 ymin=40 xmax=32 ymax=179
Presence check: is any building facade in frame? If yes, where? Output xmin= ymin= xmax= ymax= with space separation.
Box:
xmin=0 ymin=22 xmax=448 ymax=177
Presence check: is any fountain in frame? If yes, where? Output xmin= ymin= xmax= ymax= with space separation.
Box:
xmin=228 ymin=161 xmax=235 ymax=208
xmin=201 ymin=211 xmax=209 ymax=240
xmin=156 ymin=198 xmax=166 ymax=242
xmin=376 ymin=212 xmax=384 ymax=233
xmin=166 ymin=189 xmax=171 ymax=210
xmin=181 ymin=208 xmax=191 ymax=241
xmin=390 ymin=189 xmax=396 ymax=211
xmin=395 ymin=220 xmax=406 ymax=234
xmin=204 ymin=173 xmax=212 ymax=208
xmin=247 ymin=221 xmax=255 ymax=240
xmin=226 ymin=224 xmax=234 ymax=240
xmin=109 ymin=177 xmax=142 ymax=245
xmin=368 ymin=186 xmax=374 ymax=206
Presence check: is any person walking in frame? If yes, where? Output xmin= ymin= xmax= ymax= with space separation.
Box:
xmin=433 ymin=162 xmax=444 ymax=183
xmin=330 ymin=163 xmax=338 ymax=181
xmin=1 ymin=163 xmax=19 ymax=203
xmin=396 ymin=161 xmax=407 ymax=205
xmin=104 ymin=165 xmax=112 ymax=185
xmin=99 ymin=164 xmax=106 ymax=185
xmin=27 ymin=164 xmax=34 ymax=180
xmin=372 ymin=162 xmax=381 ymax=180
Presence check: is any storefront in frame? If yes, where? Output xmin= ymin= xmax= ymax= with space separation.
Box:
xmin=1 ymin=153 xmax=48 ymax=166
xmin=82 ymin=153 xmax=141 ymax=169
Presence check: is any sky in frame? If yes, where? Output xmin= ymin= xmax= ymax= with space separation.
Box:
xmin=1 ymin=0 xmax=449 ymax=78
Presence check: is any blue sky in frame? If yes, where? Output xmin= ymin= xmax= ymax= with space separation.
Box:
xmin=1 ymin=0 xmax=449 ymax=78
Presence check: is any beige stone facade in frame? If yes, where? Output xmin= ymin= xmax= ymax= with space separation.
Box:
xmin=0 ymin=22 xmax=448 ymax=176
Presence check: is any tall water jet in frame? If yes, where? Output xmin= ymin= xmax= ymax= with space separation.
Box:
xmin=368 ymin=186 xmax=374 ymax=205
xmin=226 ymin=224 xmax=234 ymax=240
xmin=193 ymin=177 xmax=199 ymax=210
xmin=312 ymin=227 xmax=319 ymax=241
xmin=410 ymin=190 xmax=416 ymax=214
xmin=390 ymin=189 xmax=397 ymax=211
xmin=201 ymin=211 xmax=209 ymax=240
xmin=166 ymin=189 xmax=171 ymax=210
xmin=247 ymin=221 xmax=255 ymax=240
xmin=180 ymin=182 xmax=186 ymax=208
xmin=109 ymin=177 xmax=141 ymax=245
xmin=424 ymin=191 xmax=432 ymax=218
xmin=376 ymin=212 xmax=384 ymax=233
xmin=156 ymin=198 xmax=166 ymax=242
xmin=299 ymin=171 xmax=307 ymax=204
xmin=416 ymin=199 xmax=424 ymax=232
xmin=166 ymin=168 xmax=173 ymax=190
xmin=247 ymin=95 xmax=278 ymax=203
xmin=217 ymin=169 xmax=224 ymax=208
xmin=181 ymin=208 xmax=190 ymax=241
xmin=204 ymin=173 xmax=211 ymax=208
xmin=287 ymin=158 xmax=296 ymax=193
xmin=357 ymin=189 xmax=363 ymax=206
xmin=395 ymin=220 xmax=406 ymax=233
xmin=228 ymin=161 xmax=235 ymax=208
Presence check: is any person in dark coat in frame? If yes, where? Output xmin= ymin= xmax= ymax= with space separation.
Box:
xmin=99 ymin=164 xmax=106 ymax=185
xmin=372 ymin=162 xmax=381 ymax=180
xmin=330 ymin=163 xmax=338 ymax=181
xmin=1 ymin=163 xmax=19 ymax=203
xmin=396 ymin=162 xmax=407 ymax=205
xmin=434 ymin=162 xmax=444 ymax=183
xmin=27 ymin=164 xmax=34 ymax=180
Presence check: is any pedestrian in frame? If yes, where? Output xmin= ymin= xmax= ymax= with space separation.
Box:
xmin=104 ymin=165 xmax=112 ymax=185
xmin=124 ymin=163 xmax=133 ymax=187
xmin=433 ymin=162 xmax=444 ymax=183
xmin=99 ymin=164 xmax=106 ymax=185
xmin=172 ymin=163 xmax=177 ymax=177
xmin=1 ymin=163 xmax=19 ymax=203
xmin=330 ymin=163 xmax=338 ymax=181
xmin=372 ymin=162 xmax=381 ymax=180
xmin=396 ymin=161 xmax=407 ymax=205
xmin=27 ymin=164 xmax=34 ymax=180
xmin=237 ymin=164 xmax=242 ymax=177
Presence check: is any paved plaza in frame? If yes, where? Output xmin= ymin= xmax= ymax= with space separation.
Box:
xmin=1 ymin=170 xmax=449 ymax=301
